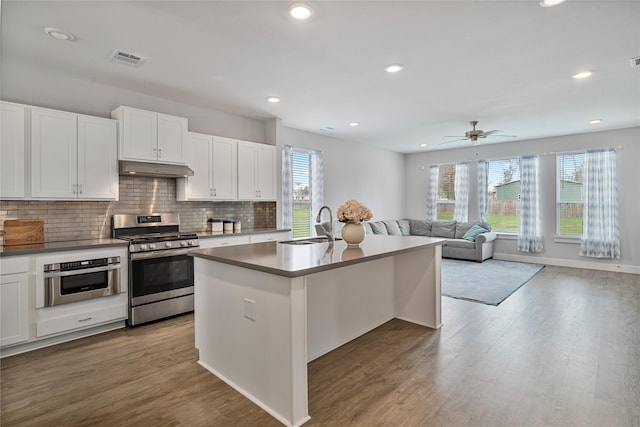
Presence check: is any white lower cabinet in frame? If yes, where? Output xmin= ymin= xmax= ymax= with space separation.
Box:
xmin=0 ymin=257 xmax=31 ymax=347
xmin=199 ymin=235 xmax=251 ymax=249
xmin=36 ymin=296 xmax=127 ymax=338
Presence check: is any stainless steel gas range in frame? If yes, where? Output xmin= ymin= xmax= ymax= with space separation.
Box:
xmin=112 ymin=213 xmax=199 ymax=326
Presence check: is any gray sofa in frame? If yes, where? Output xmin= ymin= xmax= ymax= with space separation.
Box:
xmin=363 ymin=219 xmax=497 ymax=262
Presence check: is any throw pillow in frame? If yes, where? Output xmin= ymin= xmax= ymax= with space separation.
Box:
xmin=382 ymin=220 xmax=402 ymax=236
xmin=363 ymin=222 xmax=373 ymax=235
xmin=370 ymin=221 xmax=388 ymax=235
xmin=397 ymin=219 xmax=411 ymax=236
xmin=462 ymin=224 xmax=488 ymax=242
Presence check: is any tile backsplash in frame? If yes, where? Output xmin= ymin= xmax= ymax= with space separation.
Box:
xmin=0 ymin=176 xmax=276 ymax=242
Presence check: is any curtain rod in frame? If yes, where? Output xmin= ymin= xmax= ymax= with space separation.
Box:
xmin=538 ymin=145 xmax=624 ymax=156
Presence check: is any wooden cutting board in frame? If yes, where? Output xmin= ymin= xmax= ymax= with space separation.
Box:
xmin=2 ymin=220 xmax=45 ymax=246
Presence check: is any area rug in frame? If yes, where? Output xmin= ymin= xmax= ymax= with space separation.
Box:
xmin=441 ymin=258 xmax=544 ymax=306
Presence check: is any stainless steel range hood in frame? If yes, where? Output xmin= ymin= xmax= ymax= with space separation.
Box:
xmin=119 ymin=160 xmax=194 ymax=178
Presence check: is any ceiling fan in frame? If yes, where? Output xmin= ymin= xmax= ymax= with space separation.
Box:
xmin=440 ymin=120 xmax=516 ymax=145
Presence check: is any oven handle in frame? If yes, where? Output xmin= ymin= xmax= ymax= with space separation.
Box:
xmin=130 ymin=247 xmax=197 ymax=260
xmin=44 ymin=263 xmax=121 ymax=278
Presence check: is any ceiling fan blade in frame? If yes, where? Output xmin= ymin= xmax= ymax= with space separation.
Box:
xmin=488 ymin=134 xmax=517 ymax=138
xmin=438 ymin=138 xmax=467 ymax=145
xmin=443 ymin=135 xmax=465 ymax=138
xmin=482 ymin=130 xmax=502 ymax=136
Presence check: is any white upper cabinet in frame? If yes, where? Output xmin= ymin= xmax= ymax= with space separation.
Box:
xmin=212 ymin=136 xmax=238 ymax=200
xmin=237 ymin=140 xmax=276 ymax=201
xmin=0 ymin=102 xmax=27 ymax=199
xmin=111 ymin=106 xmax=187 ymax=165
xmin=31 ymin=107 xmax=118 ymax=200
xmin=177 ymin=133 xmax=237 ymax=201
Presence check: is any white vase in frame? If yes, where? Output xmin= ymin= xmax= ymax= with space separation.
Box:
xmin=341 ymin=222 xmax=365 ymax=247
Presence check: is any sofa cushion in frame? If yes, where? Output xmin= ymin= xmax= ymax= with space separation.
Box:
xmin=370 ymin=221 xmax=388 ymax=235
xmin=382 ymin=220 xmax=402 ymax=236
xmin=455 ymin=221 xmax=492 ymax=239
xmin=445 ymin=238 xmax=476 ymax=249
xmin=462 ymin=224 xmax=489 ymax=242
xmin=397 ymin=219 xmax=411 ymax=236
xmin=431 ymin=220 xmax=456 ymax=238
xmin=408 ymin=219 xmax=432 ymax=236
xmin=363 ymin=222 xmax=373 ymax=235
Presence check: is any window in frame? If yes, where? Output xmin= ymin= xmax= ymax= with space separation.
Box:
xmin=486 ymin=158 xmax=521 ymax=232
xmin=557 ymin=152 xmax=584 ymax=236
xmin=436 ymin=164 xmax=455 ymax=220
xmin=291 ymin=150 xmax=311 ymax=238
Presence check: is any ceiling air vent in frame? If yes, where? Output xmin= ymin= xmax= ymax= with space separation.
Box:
xmin=630 ymin=56 xmax=640 ymax=68
xmin=109 ymin=49 xmax=145 ymax=67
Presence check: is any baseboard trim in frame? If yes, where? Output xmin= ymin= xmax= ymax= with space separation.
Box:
xmin=493 ymin=253 xmax=640 ymax=275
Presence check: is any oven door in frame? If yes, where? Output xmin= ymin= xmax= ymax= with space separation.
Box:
xmin=130 ymin=249 xmax=194 ymax=306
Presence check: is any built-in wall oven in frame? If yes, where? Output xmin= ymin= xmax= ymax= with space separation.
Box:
xmin=112 ymin=213 xmax=199 ymax=326
xmin=44 ymin=257 xmax=121 ymax=307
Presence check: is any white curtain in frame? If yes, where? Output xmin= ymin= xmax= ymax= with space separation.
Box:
xmin=517 ymin=155 xmax=544 ymax=252
xmin=310 ymin=150 xmax=324 ymax=225
xmin=477 ymin=160 xmax=488 ymax=222
xmin=281 ymin=145 xmax=293 ymax=229
xmin=426 ymin=165 xmax=439 ymax=220
xmin=453 ymin=162 xmax=470 ymax=222
xmin=580 ymin=149 xmax=620 ymax=258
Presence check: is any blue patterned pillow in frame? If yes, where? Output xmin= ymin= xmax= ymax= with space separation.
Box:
xmin=462 ymin=224 xmax=488 ymax=242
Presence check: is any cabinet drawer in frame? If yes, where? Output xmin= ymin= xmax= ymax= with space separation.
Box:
xmin=0 ymin=257 xmax=30 ymax=275
xmin=250 ymin=232 xmax=290 ymax=243
xmin=37 ymin=303 xmax=126 ymax=337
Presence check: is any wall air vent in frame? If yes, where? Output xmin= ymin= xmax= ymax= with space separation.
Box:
xmin=630 ymin=56 xmax=640 ymax=68
xmin=109 ymin=49 xmax=145 ymax=66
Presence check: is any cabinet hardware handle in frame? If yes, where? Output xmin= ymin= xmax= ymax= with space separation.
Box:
xmin=78 ymin=317 xmax=93 ymax=322
xmin=79 ymin=184 xmax=83 ymax=194
xmin=158 ymin=148 xmax=162 ymax=158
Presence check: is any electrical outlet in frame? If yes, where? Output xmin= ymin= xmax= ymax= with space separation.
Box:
xmin=243 ymin=298 xmax=256 ymax=321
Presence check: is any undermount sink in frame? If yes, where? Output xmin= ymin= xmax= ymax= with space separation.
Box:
xmin=279 ymin=237 xmax=341 ymax=245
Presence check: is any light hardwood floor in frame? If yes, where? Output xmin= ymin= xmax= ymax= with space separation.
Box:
xmin=1 ymin=265 xmax=639 ymax=426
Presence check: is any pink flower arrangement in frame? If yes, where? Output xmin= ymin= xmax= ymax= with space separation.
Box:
xmin=336 ymin=199 xmax=373 ymax=224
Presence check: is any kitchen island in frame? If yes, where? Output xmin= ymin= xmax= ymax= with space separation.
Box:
xmin=189 ymin=235 xmax=446 ymax=427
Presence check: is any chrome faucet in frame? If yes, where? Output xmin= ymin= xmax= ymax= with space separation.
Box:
xmin=316 ymin=206 xmax=334 ymax=242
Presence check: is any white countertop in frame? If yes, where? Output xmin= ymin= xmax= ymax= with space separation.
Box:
xmin=189 ymin=235 xmax=446 ymax=278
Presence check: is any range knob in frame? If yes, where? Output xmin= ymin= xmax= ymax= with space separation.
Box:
xmin=165 ymin=242 xmax=172 ymax=248
xmin=188 ymin=240 xmax=195 ymax=246
xmin=140 ymin=244 xmax=149 ymax=251
xmin=180 ymin=241 xmax=188 ymax=247
xmin=149 ymin=243 xmax=156 ymax=250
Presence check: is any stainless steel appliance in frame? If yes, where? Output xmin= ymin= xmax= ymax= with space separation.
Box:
xmin=44 ymin=257 xmax=121 ymax=307
xmin=112 ymin=213 xmax=199 ymax=326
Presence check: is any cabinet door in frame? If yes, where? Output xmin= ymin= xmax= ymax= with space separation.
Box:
xmin=31 ymin=107 xmax=78 ymax=198
xmin=77 ymin=115 xmax=119 ymax=199
xmin=256 ymin=144 xmax=276 ymax=200
xmin=185 ymin=132 xmax=213 ymax=200
xmin=0 ymin=273 xmax=30 ymax=347
xmin=157 ymin=113 xmax=188 ymax=164
xmin=119 ymin=107 xmax=158 ymax=161
xmin=0 ymin=102 xmax=26 ymax=198
xmin=237 ymin=141 xmax=258 ymax=200
xmin=212 ymin=136 xmax=237 ymax=200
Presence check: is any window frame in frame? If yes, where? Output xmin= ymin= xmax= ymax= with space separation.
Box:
xmin=290 ymin=149 xmax=312 ymax=238
xmin=435 ymin=163 xmax=456 ymax=221
xmin=556 ymin=151 xmax=585 ymax=238
xmin=485 ymin=157 xmax=522 ymax=234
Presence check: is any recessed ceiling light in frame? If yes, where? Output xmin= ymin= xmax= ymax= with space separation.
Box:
xmin=349 ymin=122 xmax=360 ymax=127
xmin=384 ymin=64 xmax=404 ymax=73
xmin=266 ymin=96 xmax=281 ymax=103
xmin=419 ymin=143 xmax=428 ymax=148
xmin=540 ymin=0 xmax=567 ymax=7
xmin=572 ymin=71 xmax=593 ymax=79
xmin=44 ymin=27 xmax=75 ymax=41
xmin=289 ymin=3 xmax=313 ymax=20
xmin=589 ymin=119 xmax=602 ymax=124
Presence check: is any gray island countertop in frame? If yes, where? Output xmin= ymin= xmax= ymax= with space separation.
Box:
xmin=188 ymin=234 xmax=446 ymax=278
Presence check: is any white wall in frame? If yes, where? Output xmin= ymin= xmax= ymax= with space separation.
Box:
xmin=405 ymin=127 xmax=640 ymax=273
xmin=281 ymin=127 xmax=405 ymax=224
xmin=1 ymin=62 xmax=266 ymax=143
